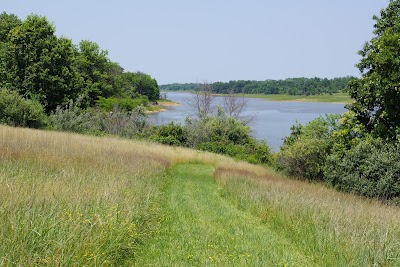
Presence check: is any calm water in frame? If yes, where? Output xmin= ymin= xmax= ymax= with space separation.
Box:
xmin=150 ymin=92 xmax=346 ymax=151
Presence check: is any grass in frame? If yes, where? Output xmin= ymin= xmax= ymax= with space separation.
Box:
xmin=215 ymin=167 xmax=400 ymax=266
xmin=135 ymin=164 xmax=311 ymax=266
xmin=0 ymin=125 xmax=399 ymax=266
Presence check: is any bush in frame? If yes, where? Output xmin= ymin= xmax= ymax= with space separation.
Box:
xmin=98 ymin=106 xmax=148 ymax=137
xmin=150 ymin=122 xmax=187 ymax=146
xmin=185 ymin=110 xmax=252 ymax=147
xmin=49 ymin=96 xmax=100 ymax=133
xmin=197 ymin=140 xmax=271 ymax=165
xmin=50 ymin=96 xmax=148 ymax=137
xmin=277 ymin=115 xmax=339 ymax=180
xmin=325 ymin=138 xmax=400 ymax=202
xmin=95 ymin=96 xmax=148 ymax=112
xmin=0 ymin=89 xmax=47 ymax=128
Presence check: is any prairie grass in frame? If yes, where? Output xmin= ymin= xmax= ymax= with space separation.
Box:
xmin=0 ymin=125 xmax=238 ymax=266
xmin=1 ymin=125 xmax=399 ymax=266
xmin=0 ymin=126 xmax=169 ymax=266
xmin=215 ymin=166 xmax=400 ymax=266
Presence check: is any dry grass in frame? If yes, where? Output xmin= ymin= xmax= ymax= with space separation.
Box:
xmin=215 ymin=167 xmax=400 ymax=266
xmin=1 ymin=125 xmax=399 ymax=266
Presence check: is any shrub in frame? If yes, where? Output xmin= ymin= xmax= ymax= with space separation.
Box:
xmin=50 ymin=96 xmax=148 ymax=137
xmin=197 ymin=140 xmax=271 ymax=165
xmin=325 ymin=138 xmax=400 ymax=202
xmin=49 ymin=96 xmax=100 ymax=133
xmin=0 ymin=89 xmax=47 ymax=128
xmin=98 ymin=106 xmax=148 ymax=137
xmin=277 ymin=115 xmax=339 ymax=180
xmin=185 ymin=110 xmax=252 ymax=147
xmin=95 ymin=96 xmax=148 ymax=112
xmin=150 ymin=122 xmax=187 ymax=146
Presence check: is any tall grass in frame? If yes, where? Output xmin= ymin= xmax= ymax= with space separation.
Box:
xmin=0 ymin=125 xmax=240 ymax=266
xmin=0 ymin=126 xmax=169 ymax=266
xmin=1 ymin=125 xmax=399 ymax=266
xmin=215 ymin=165 xmax=400 ymax=266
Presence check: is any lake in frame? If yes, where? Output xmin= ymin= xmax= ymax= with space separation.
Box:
xmin=149 ymin=92 xmax=346 ymax=151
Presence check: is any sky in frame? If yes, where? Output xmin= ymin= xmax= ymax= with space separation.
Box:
xmin=2 ymin=0 xmax=389 ymax=84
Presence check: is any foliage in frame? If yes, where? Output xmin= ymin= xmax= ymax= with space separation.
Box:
xmin=97 ymin=107 xmax=148 ymax=137
xmin=277 ymin=115 xmax=340 ymax=180
xmin=160 ymin=77 xmax=355 ymax=96
xmin=115 ymin=72 xmax=159 ymax=101
xmin=50 ymin=96 xmax=148 ymax=137
xmin=197 ymin=140 xmax=271 ymax=164
xmin=0 ymin=89 xmax=47 ymax=128
xmin=73 ymin=40 xmax=123 ymax=104
xmin=49 ymin=96 xmax=100 ymax=133
xmin=95 ymin=96 xmax=148 ymax=112
xmin=0 ymin=12 xmax=21 ymax=43
xmin=325 ymin=138 xmax=400 ymax=202
xmin=185 ymin=109 xmax=252 ymax=148
xmin=0 ymin=15 xmax=80 ymax=112
xmin=347 ymin=0 xmax=400 ymax=140
xmin=150 ymin=122 xmax=188 ymax=146
xmin=0 ymin=12 xmax=159 ymax=115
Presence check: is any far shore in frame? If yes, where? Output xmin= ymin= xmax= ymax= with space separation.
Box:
xmin=163 ymin=91 xmax=352 ymax=104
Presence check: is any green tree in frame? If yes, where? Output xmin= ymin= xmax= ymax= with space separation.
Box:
xmin=128 ymin=72 xmax=159 ymax=101
xmin=73 ymin=40 xmax=123 ymax=104
xmin=0 ymin=12 xmax=21 ymax=43
xmin=347 ymin=0 xmax=400 ymax=140
xmin=0 ymin=14 xmax=79 ymax=112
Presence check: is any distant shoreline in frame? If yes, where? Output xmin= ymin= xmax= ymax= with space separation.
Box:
xmin=163 ymin=91 xmax=352 ymax=104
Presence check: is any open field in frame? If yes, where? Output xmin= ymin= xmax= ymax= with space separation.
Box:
xmin=0 ymin=125 xmax=399 ymax=266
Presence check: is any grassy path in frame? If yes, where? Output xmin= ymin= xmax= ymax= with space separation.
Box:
xmin=136 ymin=164 xmax=312 ymax=266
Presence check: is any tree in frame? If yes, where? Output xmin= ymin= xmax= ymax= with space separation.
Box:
xmin=347 ymin=0 xmax=400 ymax=140
xmin=73 ymin=40 xmax=123 ymax=104
xmin=0 ymin=14 xmax=80 ymax=112
xmin=0 ymin=12 xmax=21 ymax=43
xmin=222 ymin=91 xmax=247 ymax=120
xmin=186 ymin=81 xmax=215 ymax=118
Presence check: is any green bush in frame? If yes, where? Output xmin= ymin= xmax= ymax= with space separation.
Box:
xmin=0 ymin=89 xmax=47 ymax=128
xmin=95 ymin=96 xmax=148 ymax=111
xmin=325 ymin=138 xmax=400 ymax=202
xmin=277 ymin=115 xmax=339 ymax=180
xmin=197 ymin=140 xmax=271 ymax=165
xmin=150 ymin=122 xmax=187 ymax=146
xmin=185 ymin=110 xmax=252 ymax=147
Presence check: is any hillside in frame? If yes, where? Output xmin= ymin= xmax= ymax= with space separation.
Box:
xmin=0 ymin=125 xmax=399 ymax=266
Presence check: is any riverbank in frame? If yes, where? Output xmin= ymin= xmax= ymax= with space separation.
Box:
xmin=145 ymin=100 xmax=180 ymax=113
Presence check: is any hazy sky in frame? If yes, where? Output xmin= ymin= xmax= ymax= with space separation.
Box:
xmin=2 ymin=1 xmax=389 ymax=84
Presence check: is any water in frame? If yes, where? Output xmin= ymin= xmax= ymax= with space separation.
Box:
xmin=150 ymin=92 xmax=346 ymax=151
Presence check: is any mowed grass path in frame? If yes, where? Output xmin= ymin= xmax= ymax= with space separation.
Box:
xmin=136 ymin=164 xmax=311 ymax=266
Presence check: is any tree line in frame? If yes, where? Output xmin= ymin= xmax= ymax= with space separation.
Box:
xmin=0 ymin=12 xmax=159 ymax=114
xmin=160 ymin=76 xmax=355 ymax=95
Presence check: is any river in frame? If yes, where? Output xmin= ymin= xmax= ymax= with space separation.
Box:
xmin=149 ymin=92 xmax=346 ymax=151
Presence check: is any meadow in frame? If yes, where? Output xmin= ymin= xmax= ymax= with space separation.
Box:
xmin=0 ymin=125 xmax=399 ymax=266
